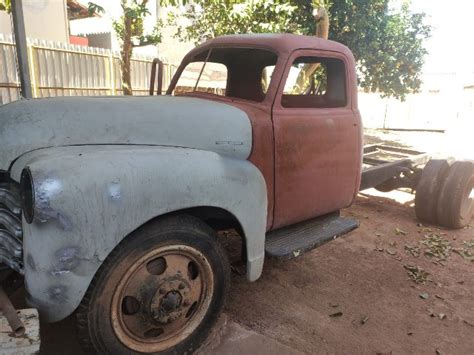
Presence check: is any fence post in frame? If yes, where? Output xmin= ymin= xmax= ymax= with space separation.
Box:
xmin=27 ymin=43 xmax=38 ymax=98
xmin=108 ymin=51 xmax=116 ymax=95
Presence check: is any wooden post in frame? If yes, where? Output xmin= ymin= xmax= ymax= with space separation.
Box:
xmin=109 ymin=52 xmax=116 ymax=95
xmin=27 ymin=44 xmax=37 ymax=98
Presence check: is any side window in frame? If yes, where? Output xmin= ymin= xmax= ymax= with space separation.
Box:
xmin=281 ymin=56 xmax=347 ymax=108
xmin=174 ymin=62 xmax=227 ymax=96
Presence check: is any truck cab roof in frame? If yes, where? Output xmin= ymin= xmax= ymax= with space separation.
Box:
xmin=185 ymin=33 xmax=354 ymax=59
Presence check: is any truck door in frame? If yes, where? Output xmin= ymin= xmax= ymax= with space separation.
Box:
xmin=272 ymin=50 xmax=362 ymax=229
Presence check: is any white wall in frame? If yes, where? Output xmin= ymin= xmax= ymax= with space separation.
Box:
xmin=0 ymin=0 xmax=69 ymax=43
xmin=360 ymin=72 xmax=474 ymax=131
xmin=155 ymin=6 xmax=194 ymax=66
xmin=70 ymin=1 xmax=195 ymax=65
xmin=70 ymin=0 xmax=160 ymax=57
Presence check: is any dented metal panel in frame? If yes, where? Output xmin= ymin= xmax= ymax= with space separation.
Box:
xmin=10 ymin=145 xmax=267 ymax=322
xmin=0 ymin=95 xmax=252 ymax=170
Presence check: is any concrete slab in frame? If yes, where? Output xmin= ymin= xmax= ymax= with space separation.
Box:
xmin=199 ymin=317 xmax=300 ymax=355
xmin=0 ymin=308 xmax=40 ymax=355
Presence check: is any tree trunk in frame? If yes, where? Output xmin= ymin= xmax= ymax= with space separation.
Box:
xmin=314 ymin=7 xmax=329 ymax=40
xmin=294 ymin=7 xmax=329 ymax=92
xmin=121 ymin=15 xmax=133 ymax=95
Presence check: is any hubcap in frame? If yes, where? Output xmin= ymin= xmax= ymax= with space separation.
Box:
xmin=111 ymin=245 xmax=214 ymax=353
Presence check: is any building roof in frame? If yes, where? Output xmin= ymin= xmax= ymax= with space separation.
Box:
xmin=67 ymin=0 xmax=100 ymax=20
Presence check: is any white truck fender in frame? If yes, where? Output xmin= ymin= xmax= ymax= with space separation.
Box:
xmin=10 ymin=145 xmax=267 ymax=322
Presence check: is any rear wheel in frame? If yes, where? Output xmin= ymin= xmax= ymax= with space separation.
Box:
xmin=76 ymin=214 xmax=230 ymax=354
xmin=436 ymin=161 xmax=474 ymax=229
xmin=414 ymin=159 xmax=452 ymax=224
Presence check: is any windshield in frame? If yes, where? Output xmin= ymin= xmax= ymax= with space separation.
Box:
xmin=172 ymin=47 xmax=278 ymax=102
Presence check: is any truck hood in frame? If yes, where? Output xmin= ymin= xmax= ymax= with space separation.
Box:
xmin=0 ymin=96 xmax=252 ymax=171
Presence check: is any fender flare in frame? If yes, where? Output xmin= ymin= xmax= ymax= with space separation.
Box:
xmin=11 ymin=145 xmax=267 ymax=322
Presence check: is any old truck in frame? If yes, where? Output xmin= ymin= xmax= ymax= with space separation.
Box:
xmin=0 ymin=34 xmax=473 ymax=354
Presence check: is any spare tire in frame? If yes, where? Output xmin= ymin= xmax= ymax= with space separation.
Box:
xmin=415 ymin=159 xmax=452 ymax=225
xmin=436 ymin=161 xmax=474 ymax=229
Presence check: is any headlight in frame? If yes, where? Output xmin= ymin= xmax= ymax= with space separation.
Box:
xmin=20 ymin=168 xmax=34 ymax=223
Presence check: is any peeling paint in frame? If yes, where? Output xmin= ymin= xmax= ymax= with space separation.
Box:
xmin=48 ymin=285 xmax=68 ymax=302
xmin=51 ymin=246 xmax=81 ymax=276
xmin=33 ymin=175 xmax=72 ymax=230
xmin=107 ymin=182 xmax=122 ymax=201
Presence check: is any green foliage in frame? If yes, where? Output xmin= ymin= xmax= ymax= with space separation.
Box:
xmin=0 ymin=0 xmax=11 ymax=13
xmin=87 ymin=2 xmax=105 ymax=16
xmin=168 ymin=0 xmax=300 ymax=45
xmin=326 ymin=0 xmax=431 ymax=99
xmin=170 ymin=0 xmax=431 ymax=100
xmin=113 ymin=0 xmax=162 ymax=48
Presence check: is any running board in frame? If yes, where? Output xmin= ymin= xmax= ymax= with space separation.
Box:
xmin=265 ymin=212 xmax=359 ymax=259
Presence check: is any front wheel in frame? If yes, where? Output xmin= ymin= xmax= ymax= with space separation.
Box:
xmin=76 ymin=214 xmax=230 ymax=354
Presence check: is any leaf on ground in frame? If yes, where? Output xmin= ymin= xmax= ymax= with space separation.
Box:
xmin=419 ymin=292 xmax=429 ymax=299
xmin=329 ymin=311 xmax=343 ymax=318
xmin=453 ymin=239 xmax=474 ymax=262
xmin=404 ymin=244 xmax=421 ymax=257
xmin=395 ymin=228 xmax=408 ymax=236
xmin=463 ymin=320 xmax=474 ymax=327
xmin=422 ymin=233 xmax=451 ymax=263
xmin=329 ymin=303 xmax=339 ymax=308
xmin=404 ymin=264 xmax=430 ymax=284
xmin=386 ymin=248 xmax=397 ymax=255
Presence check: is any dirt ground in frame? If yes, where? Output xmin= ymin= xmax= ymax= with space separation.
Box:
xmin=225 ymin=190 xmax=474 ymax=354
xmin=10 ymin=130 xmax=474 ymax=354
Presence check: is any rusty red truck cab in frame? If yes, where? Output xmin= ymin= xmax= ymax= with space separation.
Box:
xmin=166 ymin=34 xmax=363 ymax=232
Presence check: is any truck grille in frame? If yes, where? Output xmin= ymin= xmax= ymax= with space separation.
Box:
xmin=0 ymin=183 xmax=23 ymax=274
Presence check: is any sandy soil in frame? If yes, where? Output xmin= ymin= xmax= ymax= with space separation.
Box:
xmin=225 ymin=190 xmax=474 ymax=354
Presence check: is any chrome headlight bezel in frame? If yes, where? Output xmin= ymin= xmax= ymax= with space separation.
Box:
xmin=20 ymin=168 xmax=35 ymax=224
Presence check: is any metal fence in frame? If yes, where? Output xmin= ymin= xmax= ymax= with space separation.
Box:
xmin=0 ymin=34 xmax=176 ymax=104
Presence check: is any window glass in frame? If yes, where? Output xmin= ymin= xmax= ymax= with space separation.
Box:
xmin=172 ymin=47 xmax=278 ymax=102
xmin=281 ymin=56 xmax=347 ymax=108
xmin=261 ymin=66 xmax=275 ymax=94
xmin=174 ymin=62 xmax=227 ymax=96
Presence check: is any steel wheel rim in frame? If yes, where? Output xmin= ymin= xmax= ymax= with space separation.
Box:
xmin=110 ymin=244 xmax=214 ymax=353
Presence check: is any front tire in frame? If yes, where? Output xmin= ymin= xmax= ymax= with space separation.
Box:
xmin=76 ymin=214 xmax=230 ymax=354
